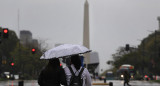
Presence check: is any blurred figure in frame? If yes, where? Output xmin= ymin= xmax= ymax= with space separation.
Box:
xmin=123 ymin=70 xmax=131 ymax=86
xmin=38 ymin=58 xmax=67 ymax=86
xmin=64 ymin=55 xmax=92 ymax=86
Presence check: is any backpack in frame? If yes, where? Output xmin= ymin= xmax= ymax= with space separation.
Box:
xmin=68 ymin=66 xmax=84 ymax=86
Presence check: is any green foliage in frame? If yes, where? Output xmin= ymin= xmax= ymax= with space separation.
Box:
xmin=0 ymin=28 xmax=47 ymax=79
xmin=113 ymin=31 xmax=160 ymax=75
xmin=0 ymin=28 xmax=19 ymax=72
xmin=10 ymin=43 xmax=47 ymax=79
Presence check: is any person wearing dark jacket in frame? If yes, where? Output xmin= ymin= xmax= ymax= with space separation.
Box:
xmin=38 ymin=58 xmax=67 ymax=86
xmin=123 ymin=70 xmax=131 ymax=86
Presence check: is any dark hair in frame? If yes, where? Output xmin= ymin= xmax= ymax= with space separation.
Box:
xmin=71 ymin=55 xmax=81 ymax=70
xmin=48 ymin=58 xmax=60 ymax=68
xmin=44 ymin=58 xmax=60 ymax=71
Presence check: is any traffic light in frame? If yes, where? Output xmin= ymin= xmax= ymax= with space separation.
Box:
xmin=32 ymin=48 xmax=36 ymax=54
xmin=2 ymin=28 xmax=9 ymax=38
xmin=11 ymin=62 xmax=14 ymax=66
xmin=125 ymin=44 xmax=130 ymax=51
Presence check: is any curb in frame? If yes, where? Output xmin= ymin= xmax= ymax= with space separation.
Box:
xmin=92 ymin=83 xmax=108 ymax=85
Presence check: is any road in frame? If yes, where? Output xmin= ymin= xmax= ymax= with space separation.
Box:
xmin=0 ymin=80 xmax=160 ymax=86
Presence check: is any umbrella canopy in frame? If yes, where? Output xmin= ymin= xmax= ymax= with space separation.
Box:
xmin=40 ymin=44 xmax=91 ymax=59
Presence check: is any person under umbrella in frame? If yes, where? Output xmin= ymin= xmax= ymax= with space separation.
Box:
xmin=40 ymin=44 xmax=91 ymax=60
xmin=64 ymin=55 xmax=92 ymax=86
xmin=38 ymin=58 xmax=67 ymax=86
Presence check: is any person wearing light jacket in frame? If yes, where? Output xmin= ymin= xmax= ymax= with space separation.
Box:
xmin=64 ymin=55 xmax=92 ymax=86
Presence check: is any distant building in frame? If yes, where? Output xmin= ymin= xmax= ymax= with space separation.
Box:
xmin=84 ymin=52 xmax=100 ymax=75
xmin=20 ymin=30 xmax=39 ymax=48
xmin=32 ymin=39 xmax=38 ymax=48
xmin=20 ymin=30 xmax=32 ymax=46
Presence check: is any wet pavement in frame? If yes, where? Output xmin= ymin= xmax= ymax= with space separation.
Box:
xmin=0 ymin=80 xmax=160 ymax=86
xmin=93 ymin=80 xmax=160 ymax=86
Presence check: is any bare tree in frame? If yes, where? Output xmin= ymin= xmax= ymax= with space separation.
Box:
xmin=38 ymin=38 xmax=49 ymax=53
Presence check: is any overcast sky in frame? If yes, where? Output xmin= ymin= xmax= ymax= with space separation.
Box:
xmin=0 ymin=0 xmax=160 ymax=72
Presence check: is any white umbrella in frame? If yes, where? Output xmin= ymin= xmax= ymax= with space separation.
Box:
xmin=40 ymin=44 xmax=91 ymax=59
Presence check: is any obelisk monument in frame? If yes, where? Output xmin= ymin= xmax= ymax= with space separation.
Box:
xmin=83 ymin=0 xmax=90 ymax=68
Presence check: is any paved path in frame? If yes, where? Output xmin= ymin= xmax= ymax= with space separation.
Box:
xmin=0 ymin=80 xmax=160 ymax=86
xmin=92 ymin=80 xmax=160 ymax=86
